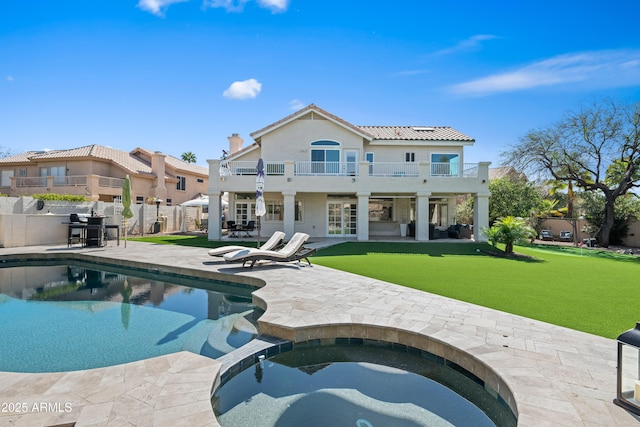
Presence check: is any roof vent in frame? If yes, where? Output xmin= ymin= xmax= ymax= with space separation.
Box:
xmin=412 ymin=127 xmax=435 ymax=132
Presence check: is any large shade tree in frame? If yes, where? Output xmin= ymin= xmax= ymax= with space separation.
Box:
xmin=502 ymin=99 xmax=640 ymax=247
xmin=488 ymin=178 xmax=543 ymax=224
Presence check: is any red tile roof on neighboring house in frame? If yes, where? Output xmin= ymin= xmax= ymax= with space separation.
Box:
xmin=0 ymin=145 xmax=207 ymax=178
xmin=131 ymin=147 xmax=208 ymax=176
xmin=0 ymin=151 xmax=39 ymax=164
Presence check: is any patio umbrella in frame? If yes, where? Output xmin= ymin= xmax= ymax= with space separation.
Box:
xmin=121 ymin=175 xmax=133 ymax=248
xmin=255 ymin=159 xmax=266 ymax=247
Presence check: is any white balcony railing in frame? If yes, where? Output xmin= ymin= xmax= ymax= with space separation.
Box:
xmin=220 ymin=161 xmax=285 ymax=176
xmin=218 ymin=160 xmax=481 ymax=178
xmin=369 ymin=162 xmax=419 ymax=177
xmin=295 ymin=161 xmax=358 ymax=176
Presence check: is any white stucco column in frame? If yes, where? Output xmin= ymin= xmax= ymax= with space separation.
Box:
xmin=282 ymin=190 xmax=297 ymax=239
xmin=448 ymin=197 xmax=457 ymax=226
xmin=416 ymin=191 xmax=431 ymax=241
xmin=473 ymin=192 xmax=490 ymax=242
xmin=207 ymin=191 xmax=222 ymax=240
xmin=356 ymin=191 xmax=371 ymax=241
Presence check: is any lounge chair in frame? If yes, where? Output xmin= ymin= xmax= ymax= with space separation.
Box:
xmin=208 ymin=231 xmax=286 ymax=257
xmin=223 ymin=232 xmax=315 ymax=269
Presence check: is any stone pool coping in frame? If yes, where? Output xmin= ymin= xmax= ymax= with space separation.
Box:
xmin=0 ymin=241 xmax=638 ymax=426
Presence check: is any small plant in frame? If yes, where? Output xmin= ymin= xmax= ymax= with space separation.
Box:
xmin=483 ymin=216 xmax=535 ymax=254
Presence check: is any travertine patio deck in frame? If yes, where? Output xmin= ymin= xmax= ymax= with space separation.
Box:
xmin=0 ymin=241 xmax=638 ymax=426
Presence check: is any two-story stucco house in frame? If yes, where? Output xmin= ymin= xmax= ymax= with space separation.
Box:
xmin=207 ymin=104 xmax=490 ymax=241
xmin=0 ymin=145 xmax=208 ymax=205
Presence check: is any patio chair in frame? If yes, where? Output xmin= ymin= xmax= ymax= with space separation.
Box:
xmin=208 ymin=231 xmax=286 ymax=257
xmin=223 ymin=232 xmax=315 ymax=269
xmin=67 ymin=213 xmax=87 ymax=247
xmin=240 ymin=220 xmax=255 ymax=237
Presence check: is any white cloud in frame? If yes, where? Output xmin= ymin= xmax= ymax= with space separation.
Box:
xmin=223 ymin=78 xmax=262 ymax=100
xmin=450 ymin=49 xmax=640 ymax=96
xmin=202 ymin=0 xmax=248 ymax=12
xmin=433 ymin=34 xmax=498 ymax=56
xmin=137 ymin=0 xmax=188 ymax=16
xmin=289 ymin=99 xmax=305 ymax=110
xmin=203 ymin=0 xmax=288 ymax=12
xmin=257 ymin=0 xmax=289 ymax=12
xmin=6 ymin=76 xmax=13 ymax=82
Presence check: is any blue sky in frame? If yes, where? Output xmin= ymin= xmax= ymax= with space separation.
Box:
xmin=2 ymin=0 xmax=640 ymax=167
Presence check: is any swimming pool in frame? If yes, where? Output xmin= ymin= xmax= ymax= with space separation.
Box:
xmin=0 ymin=260 xmax=261 ymax=373
xmin=212 ymin=344 xmax=517 ymax=427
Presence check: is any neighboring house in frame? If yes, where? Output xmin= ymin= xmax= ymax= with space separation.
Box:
xmin=488 ymin=166 xmax=528 ymax=182
xmin=207 ymin=104 xmax=491 ymax=241
xmin=0 ymin=145 xmax=208 ymax=205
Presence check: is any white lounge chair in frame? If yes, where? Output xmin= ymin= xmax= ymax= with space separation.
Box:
xmin=223 ymin=232 xmax=314 ymax=269
xmin=208 ymin=231 xmax=286 ymax=257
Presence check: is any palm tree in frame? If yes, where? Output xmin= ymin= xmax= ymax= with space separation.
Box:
xmin=546 ymin=178 xmax=575 ymax=218
xmin=485 ymin=216 xmax=535 ymax=254
xmin=181 ymin=151 xmax=197 ymax=164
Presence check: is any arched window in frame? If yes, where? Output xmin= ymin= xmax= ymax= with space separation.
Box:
xmin=310 ymin=140 xmax=340 ymax=174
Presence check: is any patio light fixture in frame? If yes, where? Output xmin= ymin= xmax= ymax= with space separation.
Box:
xmin=614 ymin=322 xmax=640 ymax=415
xmin=155 ymin=198 xmax=163 ymax=220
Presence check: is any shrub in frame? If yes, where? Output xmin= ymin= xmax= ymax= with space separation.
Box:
xmin=29 ymin=193 xmax=88 ymax=202
xmin=483 ymin=216 xmax=535 ymax=254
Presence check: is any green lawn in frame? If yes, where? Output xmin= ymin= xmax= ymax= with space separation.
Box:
xmin=129 ymin=236 xmax=640 ymax=339
xmin=313 ymin=242 xmax=640 ymax=339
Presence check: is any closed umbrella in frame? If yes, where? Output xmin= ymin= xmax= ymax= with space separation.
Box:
xmin=255 ymin=159 xmax=266 ymax=247
xmin=121 ymin=175 xmax=133 ymax=248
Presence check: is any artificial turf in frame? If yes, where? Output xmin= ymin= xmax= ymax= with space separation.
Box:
xmin=129 ymin=236 xmax=639 ymax=339
xmin=312 ymin=242 xmax=640 ymax=339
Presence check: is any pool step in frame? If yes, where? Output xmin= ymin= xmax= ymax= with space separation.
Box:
xmin=216 ymin=335 xmax=292 ymax=383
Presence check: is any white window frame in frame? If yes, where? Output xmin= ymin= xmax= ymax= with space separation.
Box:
xmin=264 ymin=199 xmax=303 ymax=222
xmin=265 ymin=200 xmax=283 ymax=222
xmin=405 ymin=152 xmax=416 ymax=162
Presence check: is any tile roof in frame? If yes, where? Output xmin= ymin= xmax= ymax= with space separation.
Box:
xmin=0 ymin=145 xmax=207 ymax=177
xmin=247 ymin=104 xmax=474 ymax=144
xmin=0 ymin=151 xmax=40 ymax=164
xmin=250 ymin=104 xmax=375 ymax=140
xmin=132 ymin=147 xmax=208 ymax=176
xmin=489 ymin=166 xmax=528 ymax=182
xmin=358 ymin=126 xmax=474 ymax=142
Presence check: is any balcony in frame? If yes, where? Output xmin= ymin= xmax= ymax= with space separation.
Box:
xmin=219 ymin=160 xmax=481 ymax=178
xmin=4 ymin=175 xmax=125 ymax=199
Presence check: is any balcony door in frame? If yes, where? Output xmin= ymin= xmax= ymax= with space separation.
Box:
xmin=345 ymin=150 xmax=358 ymax=175
xmin=327 ymin=201 xmax=356 ymax=237
xmin=40 ymin=166 xmax=66 ymax=185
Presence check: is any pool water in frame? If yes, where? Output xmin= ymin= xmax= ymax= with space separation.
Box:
xmin=0 ymin=262 xmax=261 ymax=373
xmin=212 ymin=345 xmax=516 ymax=427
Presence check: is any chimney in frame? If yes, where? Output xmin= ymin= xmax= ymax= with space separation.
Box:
xmin=151 ymin=151 xmax=167 ymax=199
xmin=228 ymin=133 xmax=243 ymax=155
